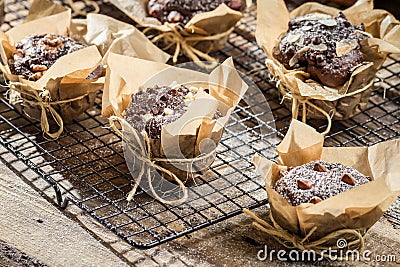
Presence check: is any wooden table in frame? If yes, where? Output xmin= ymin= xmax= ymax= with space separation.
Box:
xmin=1 ymin=150 xmax=400 ymax=266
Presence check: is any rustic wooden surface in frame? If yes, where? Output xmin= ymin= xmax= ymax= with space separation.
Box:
xmin=1 ymin=143 xmax=400 ymax=266
xmin=0 ymin=158 xmax=128 ymax=266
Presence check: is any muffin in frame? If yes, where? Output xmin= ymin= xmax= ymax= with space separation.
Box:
xmin=273 ymin=12 xmax=367 ymax=87
xmin=274 ymin=160 xmax=370 ymax=206
xmin=247 ymin=119 xmax=399 ymax=250
xmin=113 ymin=0 xmax=247 ymax=65
xmin=257 ymin=0 xmax=400 ymax=121
xmin=9 ymin=34 xmax=87 ymax=81
xmin=148 ymin=0 xmax=245 ymax=24
xmin=125 ymin=84 xmax=221 ymax=139
xmin=124 ymin=83 xmax=223 ymax=182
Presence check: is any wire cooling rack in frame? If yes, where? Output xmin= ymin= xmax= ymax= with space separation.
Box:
xmin=0 ymin=0 xmax=399 ymax=249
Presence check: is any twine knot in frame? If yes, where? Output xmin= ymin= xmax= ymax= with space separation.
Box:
xmin=7 ymin=82 xmax=89 ymax=139
xmin=109 ymin=116 xmax=217 ymax=205
xmin=144 ymin=23 xmax=234 ymax=67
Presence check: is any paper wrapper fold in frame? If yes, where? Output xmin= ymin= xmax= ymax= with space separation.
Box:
xmin=111 ymin=0 xmax=251 ymax=64
xmin=256 ymin=0 xmax=400 ymax=122
xmin=0 ymin=0 xmax=169 ymax=139
xmin=104 ymin=53 xmax=248 ymax=203
xmin=254 ymin=119 xmax=400 ymax=242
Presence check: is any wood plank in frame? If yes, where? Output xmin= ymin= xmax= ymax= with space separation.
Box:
xmin=0 ymin=162 xmax=128 ymax=267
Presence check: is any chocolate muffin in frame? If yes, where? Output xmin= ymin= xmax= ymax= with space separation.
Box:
xmin=148 ymin=0 xmax=245 ymax=24
xmin=125 ymin=84 xmax=221 ymax=139
xmin=274 ymin=160 xmax=370 ymax=206
xmin=9 ymin=34 xmax=86 ymax=81
xmin=273 ymin=12 xmax=367 ymax=87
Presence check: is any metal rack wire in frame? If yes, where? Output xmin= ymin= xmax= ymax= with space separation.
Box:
xmin=0 ymin=0 xmax=399 ymax=249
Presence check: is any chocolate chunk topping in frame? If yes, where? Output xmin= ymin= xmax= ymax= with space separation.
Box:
xmin=274 ymin=160 xmax=370 ymax=206
xmin=274 ymin=12 xmax=366 ymax=87
xmin=125 ymin=85 xmax=222 ymax=139
xmin=147 ymin=0 xmax=245 ymax=24
xmin=9 ymin=34 xmax=87 ymax=81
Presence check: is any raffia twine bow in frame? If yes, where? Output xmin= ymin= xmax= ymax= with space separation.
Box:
xmin=143 ymin=23 xmax=234 ymax=67
xmin=243 ymin=208 xmax=366 ymax=260
xmin=7 ymin=81 xmax=89 ymax=139
xmin=266 ymin=58 xmax=375 ymax=136
xmin=109 ymin=116 xmax=217 ymax=205
xmin=278 ymin=88 xmax=333 ymax=136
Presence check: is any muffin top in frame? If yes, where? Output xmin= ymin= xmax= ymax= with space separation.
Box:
xmin=147 ymin=0 xmax=245 ymax=24
xmin=274 ymin=160 xmax=370 ymax=206
xmin=9 ymin=34 xmax=86 ymax=80
xmin=273 ymin=12 xmax=367 ymax=87
xmin=125 ymin=84 xmax=221 ymax=139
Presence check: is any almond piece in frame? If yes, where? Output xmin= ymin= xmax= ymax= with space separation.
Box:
xmin=45 ymin=37 xmax=62 ymax=47
xmin=336 ymin=39 xmax=358 ymax=57
xmin=313 ymin=162 xmax=327 ymax=172
xmin=287 ymin=33 xmax=301 ymax=43
xmin=310 ymin=196 xmax=322 ymax=204
xmin=32 ymin=64 xmax=48 ymax=72
xmin=296 ymin=179 xmax=313 ymax=190
xmin=340 ymin=173 xmax=355 ymax=186
xmin=319 ymin=19 xmax=337 ymax=27
xmin=289 ymin=46 xmax=310 ymax=67
xmin=309 ymin=43 xmax=328 ymax=51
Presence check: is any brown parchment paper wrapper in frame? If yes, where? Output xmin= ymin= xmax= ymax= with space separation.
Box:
xmin=256 ymin=0 xmax=400 ymax=122
xmin=110 ymin=0 xmax=251 ymax=63
xmin=0 ymin=0 xmax=169 ymax=139
xmin=104 ymin=53 xmax=248 ymax=202
xmin=253 ymin=119 xmax=400 ymax=242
